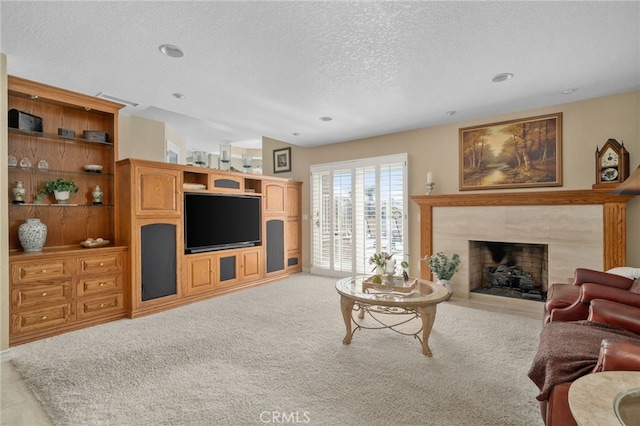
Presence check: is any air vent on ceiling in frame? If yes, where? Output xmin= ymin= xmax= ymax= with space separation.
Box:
xmin=95 ymin=92 xmax=140 ymax=107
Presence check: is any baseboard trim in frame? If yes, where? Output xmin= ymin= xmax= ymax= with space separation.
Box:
xmin=1 ymin=348 xmax=13 ymax=363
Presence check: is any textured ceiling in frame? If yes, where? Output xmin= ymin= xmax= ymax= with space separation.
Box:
xmin=1 ymin=1 xmax=639 ymax=154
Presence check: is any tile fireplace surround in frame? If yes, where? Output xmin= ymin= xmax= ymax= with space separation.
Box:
xmin=411 ymin=190 xmax=634 ymax=300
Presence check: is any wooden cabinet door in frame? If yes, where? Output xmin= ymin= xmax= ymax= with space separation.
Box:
xmin=265 ymin=219 xmax=285 ymax=275
xmin=263 ymin=180 xmax=286 ymax=215
xmin=240 ymin=248 xmax=262 ymax=281
xmin=215 ymin=251 xmax=241 ymax=288
xmin=135 ymin=166 xmax=181 ymax=216
xmin=286 ymin=181 xmax=302 ymax=273
xmin=185 ymin=254 xmax=216 ymax=295
xmin=209 ymin=173 xmax=244 ymax=193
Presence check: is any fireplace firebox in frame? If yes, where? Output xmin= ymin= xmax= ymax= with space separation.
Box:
xmin=469 ymin=240 xmax=547 ymax=301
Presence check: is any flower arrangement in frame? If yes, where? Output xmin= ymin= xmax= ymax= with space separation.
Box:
xmin=424 ymin=252 xmax=460 ymax=281
xmin=368 ymin=251 xmax=396 ymax=274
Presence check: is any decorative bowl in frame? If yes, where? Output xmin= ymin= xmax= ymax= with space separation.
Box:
xmin=84 ymin=164 xmax=103 ymax=173
xmin=615 ymin=387 xmax=640 ymax=426
xmin=80 ymin=238 xmax=110 ymax=248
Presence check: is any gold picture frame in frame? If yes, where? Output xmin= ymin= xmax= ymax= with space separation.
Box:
xmin=273 ymin=147 xmax=291 ymax=173
xmin=459 ymin=113 xmax=562 ymax=190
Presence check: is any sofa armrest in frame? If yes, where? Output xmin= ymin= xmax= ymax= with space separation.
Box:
xmin=589 ymin=299 xmax=640 ymax=334
xmin=550 ymin=283 xmax=640 ymax=323
xmin=580 ymin=283 xmax=640 ymax=307
xmin=573 ymin=268 xmax=633 ymax=290
xmin=593 ymin=338 xmax=640 ymax=372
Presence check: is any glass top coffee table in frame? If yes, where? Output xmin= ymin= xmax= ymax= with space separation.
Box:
xmin=335 ymin=275 xmax=449 ymax=356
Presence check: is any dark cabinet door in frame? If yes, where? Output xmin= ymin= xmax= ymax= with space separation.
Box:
xmin=141 ymin=223 xmax=177 ymax=301
xmin=266 ymin=219 xmax=284 ymax=274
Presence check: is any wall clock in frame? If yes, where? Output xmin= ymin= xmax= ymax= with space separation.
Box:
xmin=593 ymin=138 xmax=630 ymax=189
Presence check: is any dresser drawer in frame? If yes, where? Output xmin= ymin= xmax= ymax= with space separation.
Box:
xmin=11 ymin=303 xmax=72 ymax=335
xmin=78 ymin=252 xmax=123 ymax=275
xmin=11 ymin=259 xmax=72 ymax=283
xmin=11 ymin=281 xmax=72 ymax=310
xmin=77 ymin=275 xmax=123 ymax=297
xmin=77 ymin=293 xmax=124 ymax=319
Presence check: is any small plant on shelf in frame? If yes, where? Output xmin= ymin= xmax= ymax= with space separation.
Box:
xmin=36 ymin=178 xmax=79 ymax=203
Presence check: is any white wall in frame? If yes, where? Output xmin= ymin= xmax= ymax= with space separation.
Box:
xmin=118 ymin=115 xmax=166 ymax=162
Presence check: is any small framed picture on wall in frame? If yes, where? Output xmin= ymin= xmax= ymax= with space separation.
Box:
xmin=273 ymin=147 xmax=291 ymax=173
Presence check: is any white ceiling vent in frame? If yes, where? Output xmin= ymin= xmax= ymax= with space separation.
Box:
xmin=95 ymin=92 xmax=140 ymax=107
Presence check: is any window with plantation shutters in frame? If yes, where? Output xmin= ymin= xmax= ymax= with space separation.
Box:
xmin=310 ymin=154 xmax=408 ymax=276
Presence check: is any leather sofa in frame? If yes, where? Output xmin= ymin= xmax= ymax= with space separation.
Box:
xmin=530 ymin=297 xmax=640 ymax=425
xmin=544 ymin=268 xmax=635 ymax=322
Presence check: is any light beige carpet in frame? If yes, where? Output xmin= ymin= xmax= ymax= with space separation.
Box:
xmin=11 ymin=273 xmax=543 ymax=425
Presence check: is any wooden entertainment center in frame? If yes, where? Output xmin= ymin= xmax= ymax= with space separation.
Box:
xmin=6 ymin=76 xmax=302 ymax=346
xmin=116 ymin=158 xmax=302 ymax=319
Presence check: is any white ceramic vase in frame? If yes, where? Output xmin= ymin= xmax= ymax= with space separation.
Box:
xmin=18 ymin=218 xmax=47 ymax=252
xmin=92 ymin=185 xmax=103 ymax=204
xmin=437 ymin=278 xmax=454 ymax=300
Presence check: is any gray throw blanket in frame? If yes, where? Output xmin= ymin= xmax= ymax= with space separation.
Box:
xmin=528 ymin=320 xmax=640 ymax=401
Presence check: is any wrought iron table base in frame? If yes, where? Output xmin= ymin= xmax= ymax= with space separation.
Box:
xmin=340 ymin=296 xmax=438 ymax=356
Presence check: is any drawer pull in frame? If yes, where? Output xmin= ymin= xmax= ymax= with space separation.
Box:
xmin=41 ymin=316 xmax=47 ymax=320
xmin=100 ymin=303 xmax=105 ymax=308
xmin=41 ymin=292 xmax=47 ymax=297
xmin=99 ymin=262 xmax=104 ymax=266
xmin=41 ymin=269 xmax=47 ymax=273
xmin=99 ymin=282 xmax=105 ymax=287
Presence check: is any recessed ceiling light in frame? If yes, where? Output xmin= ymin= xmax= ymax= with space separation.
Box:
xmin=492 ymin=73 xmax=514 ymax=83
xmin=319 ymin=116 xmax=332 ymax=122
xmin=446 ymin=110 xmax=456 ymax=117
xmin=292 ymin=132 xmax=300 ymax=136
xmin=159 ymin=44 xmax=184 ymax=58
xmin=172 ymin=93 xmax=186 ymax=99
xmin=562 ymin=88 xmax=578 ymax=95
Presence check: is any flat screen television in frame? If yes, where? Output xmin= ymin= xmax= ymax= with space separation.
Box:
xmin=184 ymin=193 xmax=261 ymax=253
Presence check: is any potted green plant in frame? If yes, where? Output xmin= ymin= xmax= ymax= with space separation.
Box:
xmin=424 ymin=252 xmax=460 ymax=297
xmin=37 ymin=178 xmax=79 ymax=204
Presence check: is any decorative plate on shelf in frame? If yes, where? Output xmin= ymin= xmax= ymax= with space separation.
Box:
xmin=37 ymin=160 xmax=49 ymax=171
xmin=19 ymin=157 xmax=31 ymax=168
xmin=80 ymin=238 xmax=110 ymax=248
xmin=8 ymin=155 xmax=17 ymax=167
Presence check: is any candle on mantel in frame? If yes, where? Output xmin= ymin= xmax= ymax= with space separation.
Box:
xmin=222 ymin=151 xmax=230 ymax=162
xmin=427 ymin=172 xmax=433 ymax=184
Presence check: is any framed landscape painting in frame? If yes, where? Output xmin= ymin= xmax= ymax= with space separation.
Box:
xmin=459 ymin=113 xmax=562 ymax=190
